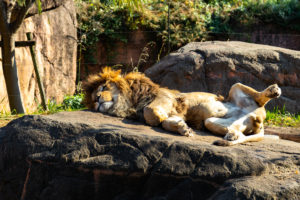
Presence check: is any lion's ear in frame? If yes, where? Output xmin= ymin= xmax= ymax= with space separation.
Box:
xmin=102 ymin=66 xmax=111 ymax=73
xmin=116 ymin=69 xmax=122 ymax=76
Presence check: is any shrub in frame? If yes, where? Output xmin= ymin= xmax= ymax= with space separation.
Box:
xmin=76 ymin=0 xmax=300 ymax=54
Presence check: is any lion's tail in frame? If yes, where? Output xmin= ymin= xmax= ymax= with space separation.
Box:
xmin=213 ymin=133 xmax=279 ymax=146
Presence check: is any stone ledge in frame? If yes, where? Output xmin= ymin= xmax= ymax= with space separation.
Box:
xmin=0 ymin=111 xmax=299 ymax=199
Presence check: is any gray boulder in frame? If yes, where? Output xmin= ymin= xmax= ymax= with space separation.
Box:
xmin=0 ymin=111 xmax=299 ymax=199
xmin=145 ymin=41 xmax=300 ymax=113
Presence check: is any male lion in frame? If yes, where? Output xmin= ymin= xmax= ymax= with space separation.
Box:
xmin=83 ymin=67 xmax=281 ymax=146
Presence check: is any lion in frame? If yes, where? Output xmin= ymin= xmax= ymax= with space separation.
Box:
xmin=83 ymin=67 xmax=281 ymax=146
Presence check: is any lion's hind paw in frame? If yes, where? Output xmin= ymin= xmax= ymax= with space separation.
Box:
xmin=213 ymin=140 xmax=231 ymax=146
xmin=265 ymin=84 xmax=281 ymax=99
xmin=224 ymin=132 xmax=239 ymax=141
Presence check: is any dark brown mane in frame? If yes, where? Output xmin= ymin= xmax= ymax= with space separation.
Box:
xmin=82 ymin=74 xmax=104 ymax=109
xmin=124 ymin=72 xmax=160 ymax=114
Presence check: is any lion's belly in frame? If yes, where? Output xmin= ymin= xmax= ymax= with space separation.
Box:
xmin=230 ymin=88 xmax=258 ymax=112
xmin=186 ymin=101 xmax=228 ymax=130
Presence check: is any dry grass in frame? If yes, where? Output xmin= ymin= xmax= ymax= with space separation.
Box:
xmin=0 ymin=120 xmax=10 ymax=127
xmin=0 ymin=116 xmax=19 ymax=128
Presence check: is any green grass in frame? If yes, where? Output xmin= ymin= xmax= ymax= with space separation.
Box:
xmin=37 ymin=93 xmax=86 ymax=114
xmin=0 ymin=93 xmax=86 ymax=127
xmin=265 ymin=106 xmax=300 ymax=127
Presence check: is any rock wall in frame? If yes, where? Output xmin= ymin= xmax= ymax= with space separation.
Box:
xmin=215 ymin=24 xmax=300 ymax=52
xmin=0 ymin=0 xmax=77 ymax=113
xmin=145 ymin=41 xmax=300 ymax=113
xmin=81 ymin=30 xmax=159 ymax=80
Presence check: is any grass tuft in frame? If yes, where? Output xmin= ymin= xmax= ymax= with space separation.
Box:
xmin=0 ymin=93 xmax=86 ymax=128
xmin=265 ymin=106 xmax=300 ymax=127
xmin=36 ymin=93 xmax=86 ymax=114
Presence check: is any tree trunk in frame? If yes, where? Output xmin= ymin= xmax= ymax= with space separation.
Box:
xmin=1 ymin=33 xmax=25 ymax=113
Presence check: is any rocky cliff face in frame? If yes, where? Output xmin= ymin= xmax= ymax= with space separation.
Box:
xmin=145 ymin=41 xmax=300 ymax=113
xmin=0 ymin=0 xmax=77 ymax=112
xmin=0 ymin=111 xmax=299 ymax=199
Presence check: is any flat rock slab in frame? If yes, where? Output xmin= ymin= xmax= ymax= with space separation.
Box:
xmin=0 ymin=111 xmax=299 ymax=200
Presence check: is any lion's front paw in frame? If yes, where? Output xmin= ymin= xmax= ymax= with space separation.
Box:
xmin=224 ymin=132 xmax=239 ymax=141
xmin=185 ymin=128 xmax=194 ymax=137
xmin=181 ymin=128 xmax=194 ymax=137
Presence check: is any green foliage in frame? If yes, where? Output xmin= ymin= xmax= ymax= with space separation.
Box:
xmin=76 ymin=0 xmax=300 ymax=54
xmin=37 ymin=93 xmax=86 ymax=114
xmin=76 ymin=0 xmax=146 ymax=47
xmin=16 ymin=0 xmax=26 ymax=6
xmin=227 ymin=0 xmax=300 ymax=30
xmin=35 ymin=0 xmax=42 ymax=13
xmin=76 ymin=0 xmax=212 ymax=49
xmin=265 ymin=106 xmax=300 ymax=127
xmin=0 ymin=93 xmax=86 ymax=127
xmin=16 ymin=0 xmax=42 ymax=12
xmin=146 ymin=1 xmax=210 ymax=47
xmin=113 ymin=0 xmax=145 ymax=13
xmin=62 ymin=93 xmax=85 ymax=110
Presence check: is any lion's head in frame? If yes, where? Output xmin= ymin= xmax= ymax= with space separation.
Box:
xmin=83 ymin=67 xmax=159 ymax=119
xmin=82 ymin=67 xmax=133 ymax=117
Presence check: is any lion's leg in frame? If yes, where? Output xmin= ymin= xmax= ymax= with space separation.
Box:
xmin=143 ymin=92 xmax=177 ymax=126
xmin=204 ymin=117 xmax=229 ymax=136
xmin=229 ymin=83 xmax=281 ymax=107
xmin=228 ymin=83 xmax=260 ymax=107
xmin=211 ymin=113 xmax=272 ymax=146
xmin=143 ymin=106 xmax=169 ymax=126
xmin=257 ymin=84 xmax=281 ymax=106
xmin=162 ymin=116 xmax=194 ymax=137
xmin=205 ymin=115 xmax=249 ymax=140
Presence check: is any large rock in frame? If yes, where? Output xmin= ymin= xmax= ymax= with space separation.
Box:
xmin=145 ymin=41 xmax=300 ymax=113
xmin=0 ymin=0 xmax=77 ymax=112
xmin=0 ymin=111 xmax=299 ymax=199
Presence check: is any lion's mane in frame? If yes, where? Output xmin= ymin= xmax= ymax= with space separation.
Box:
xmin=83 ymin=67 xmax=161 ymax=119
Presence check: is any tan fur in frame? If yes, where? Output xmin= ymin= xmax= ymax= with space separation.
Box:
xmin=83 ymin=68 xmax=281 ymax=145
xmin=206 ymin=83 xmax=281 ymax=146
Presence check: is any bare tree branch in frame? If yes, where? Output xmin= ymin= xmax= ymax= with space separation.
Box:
xmin=0 ymin=1 xmax=9 ymax=34
xmin=10 ymin=0 xmax=34 ymax=33
xmin=6 ymin=1 xmax=15 ymax=25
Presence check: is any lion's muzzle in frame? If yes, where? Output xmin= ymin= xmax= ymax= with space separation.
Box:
xmin=99 ymin=101 xmax=114 ymax=112
xmin=94 ymin=91 xmax=114 ymax=112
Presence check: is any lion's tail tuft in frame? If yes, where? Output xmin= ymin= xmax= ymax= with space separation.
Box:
xmin=212 ymin=139 xmax=231 ymax=146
